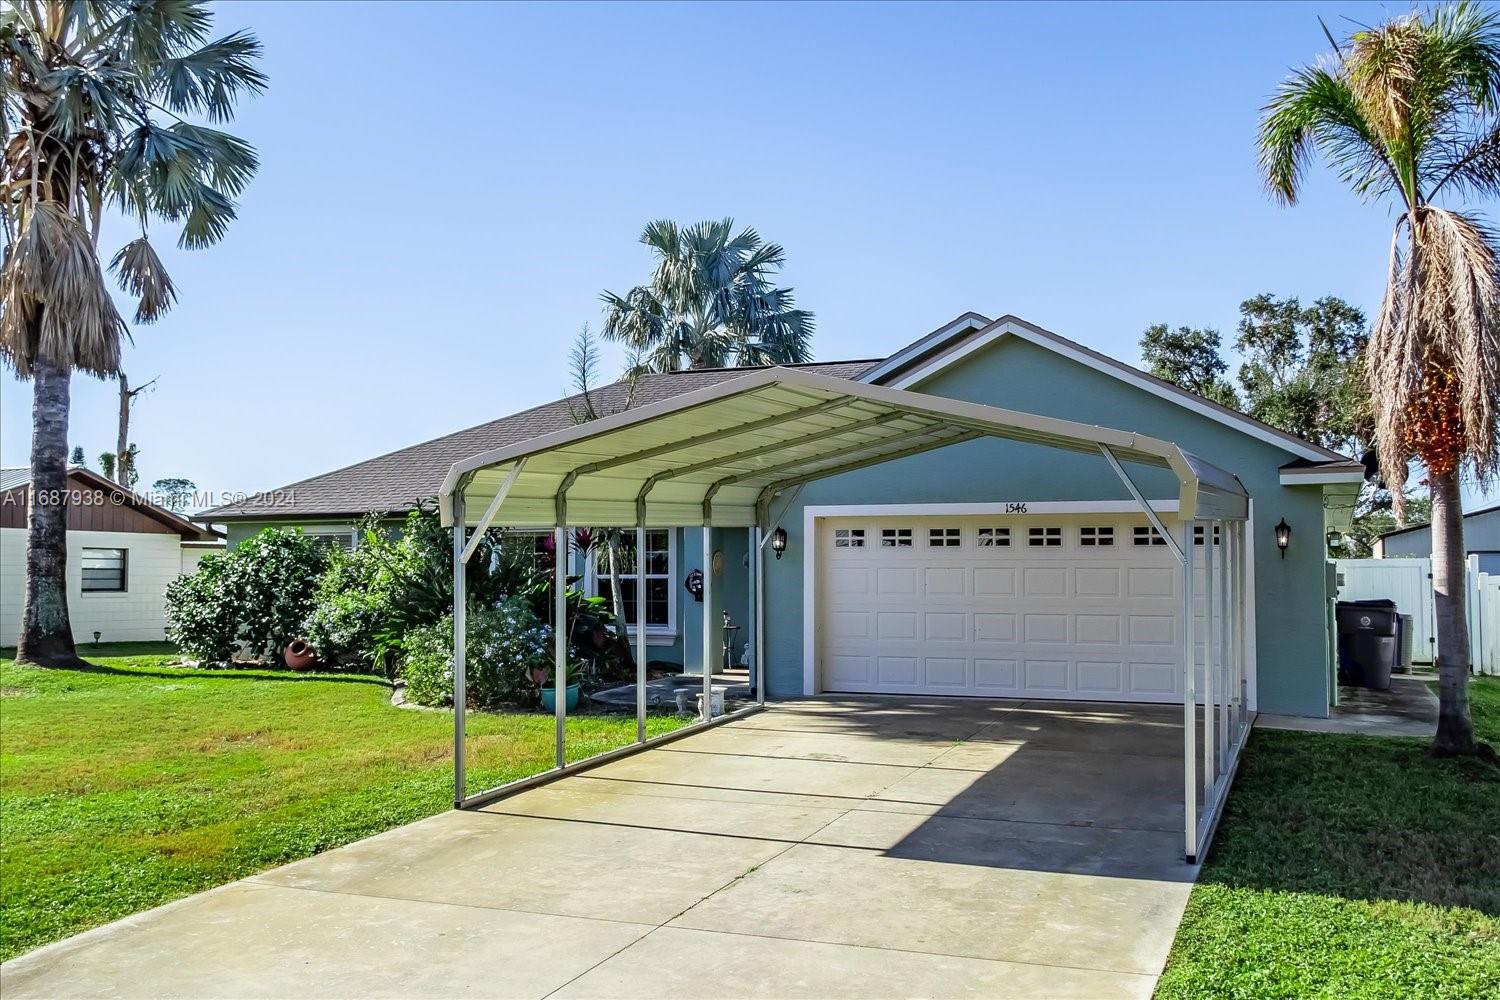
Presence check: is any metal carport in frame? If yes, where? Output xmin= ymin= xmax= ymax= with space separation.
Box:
xmin=438 ymin=366 xmax=1252 ymax=862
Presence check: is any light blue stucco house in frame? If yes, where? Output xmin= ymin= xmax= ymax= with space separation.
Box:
xmin=1374 ymin=501 xmax=1500 ymax=574
xmin=203 ymin=313 xmax=1364 ymax=718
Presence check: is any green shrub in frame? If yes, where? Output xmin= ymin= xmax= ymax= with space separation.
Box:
xmin=164 ymin=528 xmax=326 ymax=664
xmin=402 ymin=598 xmax=554 ymax=708
xmin=163 ymin=552 xmax=240 ymax=663
xmin=302 ymin=506 xmax=529 ymax=672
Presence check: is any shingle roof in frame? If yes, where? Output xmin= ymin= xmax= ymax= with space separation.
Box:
xmin=202 ymin=361 xmax=880 ymax=521
xmin=0 ymin=467 xmax=30 ymax=492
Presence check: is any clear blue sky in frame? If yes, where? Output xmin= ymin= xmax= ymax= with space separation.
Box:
xmin=3 ymin=1 xmax=1495 ymax=509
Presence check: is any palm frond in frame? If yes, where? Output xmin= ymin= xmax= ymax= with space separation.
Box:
xmin=1259 ymin=64 xmax=1399 ymax=205
xmin=109 ymin=235 xmax=176 ymax=323
xmin=0 ymin=200 xmax=125 ymax=378
xmin=155 ymin=30 xmax=267 ymax=122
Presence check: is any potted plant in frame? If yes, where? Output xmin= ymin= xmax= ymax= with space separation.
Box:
xmin=535 ymin=662 xmax=582 ymax=712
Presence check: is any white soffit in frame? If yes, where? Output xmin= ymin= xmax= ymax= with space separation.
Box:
xmin=438 ymin=367 xmax=1248 ymax=529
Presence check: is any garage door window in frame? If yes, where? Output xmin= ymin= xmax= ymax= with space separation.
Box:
xmin=82 ymin=547 xmax=127 ymax=592
xmin=927 ymin=527 xmax=961 ymax=547
xmin=880 ymin=528 xmax=912 ymax=547
xmin=833 ymin=528 xmax=865 ymax=548
xmin=976 ymin=527 xmax=1010 ymax=547
xmin=1028 ymin=526 xmax=1062 ymax=547
xmin=1080 ymin=526 xmax=1115 ymax=546
xmin=1134 ymin=526 xmax=1168 ymax=546
xmin=1194 ymin=524 xmax=1222 ymax=545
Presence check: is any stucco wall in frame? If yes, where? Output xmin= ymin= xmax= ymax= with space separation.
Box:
xmin=759 ymin=336 xmax=1335 ymax=717
xmin=1 ymin=527 xmax=198 ymax=646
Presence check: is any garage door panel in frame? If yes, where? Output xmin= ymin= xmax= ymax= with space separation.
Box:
xmin=876 ymin=611 xmax=918 ymax=640
xmin=924 ymin=657 xmax=969 ymax=688
xmin=1022 ymin=566 xmax=1068 ymax=598
xmin=924 ymin=612 xmax=968 ymax=641
xmin=819 ymin=516 xmax=1182 ymax=703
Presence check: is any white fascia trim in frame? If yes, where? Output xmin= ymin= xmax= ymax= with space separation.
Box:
xmin=886 ymin=320 xmax=1337 ymax=466
xmin=858 ymin=314 xmax=992 ymax=385
xmin=1279 ymin=470 xmax=1366 ymax=485
xmin=800 ymin=498 xmax=1185 ymax=697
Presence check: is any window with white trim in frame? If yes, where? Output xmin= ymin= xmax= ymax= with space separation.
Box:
xmin=976 ymin=527 xmax=1010 ymax=547
xmin=834 ymin=528 xmax=865 ymax=548
xmin=880 ymin=528 xmax=913 ymax=547
xmin=1028 ymin=526 xmax=1062 ymax=547
xmin=592 ymin=530 xmax=674 ymax=632
xmin=1194 ymin=524 xmax=1222 ymax=545
xmin=1133 ymin=525 xmax=1168 ymax=546
xmin=928 ymin=527 xmax=961 ymax=547
xmin=301 ymin=526 xmax=358 ymax=554
xmin=1080 ymin=526 xmax=1115 ymax=546
xmin=81 ymin=547 xmax=126 ymax=592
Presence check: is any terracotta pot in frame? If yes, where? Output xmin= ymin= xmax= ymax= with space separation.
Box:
xmin=284 ymin=640 xmax=317 ymax=671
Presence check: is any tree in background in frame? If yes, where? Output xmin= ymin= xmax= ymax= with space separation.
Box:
xmin=1236 ymin=294 xmax=1369 ymax=453
xmin=67 ymin=446 xmax=83 ymax=468
xmin=98 ymin=444 xmax=139 ymax=489
xmin=1140 ymin=324 xmax=1239 ymax=407
xmin=1260 ymin=2 xmax=1500 ymax=756
xmin=0 ymin=3 xmax=263 ymax=666
xmin=152 ymin=478 xmax=197 ymax=512
xmin=601 ymin=219 xmax=814 ymax=373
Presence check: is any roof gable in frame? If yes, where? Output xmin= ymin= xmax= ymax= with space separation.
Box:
xmin=864 ymin=314 xmax=1350 ymax=466
xmin=0 ymin=466 xmax=221 ymax=540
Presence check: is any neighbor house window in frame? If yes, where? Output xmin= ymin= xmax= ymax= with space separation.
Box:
xmin=928 ymin=527 xmax=961 ymax=547
xmin=833 ymin=528 xmax=865 ymax=548
xmin=1028 ymin=526 xmax=1062 ymax=547
xmin=976 ymin=527 xmax=1010 ymax=547
xmin=302 ymin=526 xmax=357 ymax=554
xmin=592 ymin=530 xmax=674 ymax=633
xmin=81 ymin=547 xmax=126 ymax=592
xmin=880 ymin=528 xmax=913 ymax=547
xmin=1080 ymin=526 xmax=1115 ymax=546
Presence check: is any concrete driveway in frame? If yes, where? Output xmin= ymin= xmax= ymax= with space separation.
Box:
xmin=1 ymin=698 xmax=1197 ymax=999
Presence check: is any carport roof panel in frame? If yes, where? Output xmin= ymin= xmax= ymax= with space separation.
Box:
xmin=439 ymin=367 xmax=1246 ymax=527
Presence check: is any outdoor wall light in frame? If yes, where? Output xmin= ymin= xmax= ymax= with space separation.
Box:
xmin=771 ymin=527 xmax=788 ymax=560
xmin=1275 ymin=518 xmax=1292 ymax=558
xmin=1326 ymin=530 xmax=1344 ymax=551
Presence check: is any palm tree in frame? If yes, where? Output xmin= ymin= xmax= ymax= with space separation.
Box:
xmin=601 ymin=218 xmax=814 ymax=372
xmin=1 ymin=3 xmax=264 ymax=666
xmin=1260 ymin=2 xmax=1500 ymax=756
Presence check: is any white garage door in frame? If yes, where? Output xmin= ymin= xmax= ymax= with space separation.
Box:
xmin=818 ymin=514 xmax=1194 ymax=702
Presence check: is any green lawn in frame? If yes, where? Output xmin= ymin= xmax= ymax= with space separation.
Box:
xmin=0 ymin=644 xmax=689 ymax=961
xmin=1158 ymin=676 xmax=1500 ymax=999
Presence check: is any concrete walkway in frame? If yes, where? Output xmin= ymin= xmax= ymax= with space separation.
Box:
xmin=2 ymin=698 xmax=1197 ymax=999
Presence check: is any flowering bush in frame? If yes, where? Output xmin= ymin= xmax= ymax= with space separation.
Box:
xmin=402 ymin=598 xmax=555 ymax=708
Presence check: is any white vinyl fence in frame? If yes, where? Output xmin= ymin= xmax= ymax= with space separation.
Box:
xmin=1334 ymin=555 xmax=1500 ymax=674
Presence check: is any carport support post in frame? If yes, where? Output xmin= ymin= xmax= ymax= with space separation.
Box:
xmin=554 ymin=524 xmax=567 ymax=769
xmin=636 ymin=520 xmax=647 ymax=743
xmin=452 ymin=489 xmax=467 ymax=806
xmin=754 ymin=525 xmax=766 ymax=705
xmin=1182 ymin=518 xmax=1197 ymax=863
xmin=1218 ymin=519 xmax=1230 ymax=763
xmin=1204 ymin=520 xmax=1215 ymax=795
xmin=702 ymin=525 xmax=714 ymax=720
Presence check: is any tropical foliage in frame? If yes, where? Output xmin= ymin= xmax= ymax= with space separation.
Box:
xmin=1140 ymin=323 xmax=1240 ymax=407
xmin=601 ymin=218 xmax=814 ymax=372
xmin=402 ymin=601 xmax=554 ymax=708
xmin=0 ymin=2 xmax=264 ymax=665
xmin=1260 ymin=1 xmax=1500 ymax=754
xmin=165 ymin=528 xmax=325 ymax=663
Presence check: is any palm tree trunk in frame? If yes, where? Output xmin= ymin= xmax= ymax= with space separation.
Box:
xmin=17 ymin=358 xmax=86 ymax=668
xmin=1430 ymin=467 xmax=1477 ymax=755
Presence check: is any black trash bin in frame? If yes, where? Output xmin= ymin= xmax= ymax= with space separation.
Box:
xmin=1335 ymin=599 xmax=1400 ymax=691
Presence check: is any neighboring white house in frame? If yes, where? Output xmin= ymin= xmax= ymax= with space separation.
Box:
xmin=0 ymin=467 xmax=224 ymax=647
